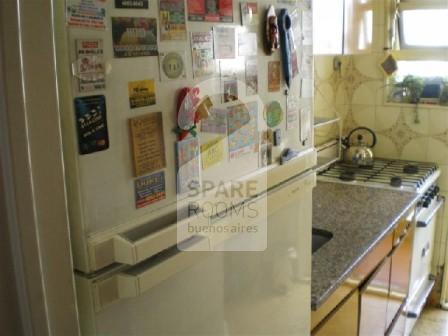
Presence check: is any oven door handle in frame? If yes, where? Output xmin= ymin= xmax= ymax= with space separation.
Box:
xmin=417 ymin=198 xmax=444 ymax=228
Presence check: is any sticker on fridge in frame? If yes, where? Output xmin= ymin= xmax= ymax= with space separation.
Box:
xmin=240 ymin=2 xmax=259 ymax=26
xmin=74 ymin=95 xmax=109 ymax=155
xmin=66 ymin=0 xmax=106 ymax=29
xmin=159 ymin=0 xmax=187 ymax=40
xmin=135 ymin=171 xmax=166 ymax=209
xmin=245 ymin=58 xmax=258 ymax=96
xmin=191 ymin=31 xmax=216 ymax=78
xmin=129 ymin=112 xmax=166 ymax=177
xmin=268 ymin=61 xmax=281 ymax=92
xmin=238 ymin=32 xmax=257 ymax=57
xmin=201 ymin=137 xmax=224 ymax=169
xmin=115 ymin=0 xmax=149 ymax=9
xmin=112 ymin=17 xmax=158 ymax=58
xmin=128 ymin=79 xmax=156 ymax=108
xmin=286 ymin=95 xmax=299 ymax=130
xmin=159 ymin=51 xmax=187 ymax=80
xmin=222 ymin=78 xmax=238 ymax=103
xmin=176 ymin=137 xmax=201 ymax=195
xmin=213 ymin=26 xmax=236 ymax=59
xmin=187 ymin=0 xmax=233 ymax=23
xmin=75 ymin=39 xmax=105 ymax=92
xmin=227 ymin=102 xmax=258 ymax=160
xmin=201 ymin=107 xmax=227 ymax=134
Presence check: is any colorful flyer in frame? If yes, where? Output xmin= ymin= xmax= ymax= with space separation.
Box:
xmin=268 ymin=61 xmax=281 ymax=92
xmin=176 ymin=137 xmax=201 ymax=195
xmin=191 ymin=31 xmax=215 ymax=78
xmin=201 ymin=107 xmax=227 ymax=134
xmin=286 ymin=95 xmax=299 ymax=130
xmin=238 ymin=32 xmax=257 ymax=57
xmin=128 ymin=79 xmax=156 ymax=108
xmin=158 ymin=51 xmax=187 ymax=80
xmin=222 ymin=78 xmax=238 ymax=103
xmin=187 ymin=0 xmax=233 ymax=23
xmin=129 ymin=112 xmax=166 ymax=177
xmin=75 ymin=39 xmax=105 ymax=92
xmin=201 ymin=137 xmax=224 ymax=169
xmin=66 ymin=0 xmax=106 ymax=29
xmin=159 ymin=0 xmax=187 ymax=40
xmin=112 ymin=17 xmax=158 ymax=58
xmin=213 ymin=26 xmax=236 ymax=59
xmin=245 ymin=58 xmax=258 ymax=96
xmin=240 ymin=2 xmax=259 ymax=26
xmin=135 ymin=171 xmax=166 ymax=209
xmin=74 ymin=95 xmax=109 ymax=155
xmin=115 ymin=0 xmax=149 ymax=9
xmin=227 ymin=102 xmax=258 ymax=160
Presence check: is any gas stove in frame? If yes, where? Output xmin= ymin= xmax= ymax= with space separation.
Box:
xmin=317 ymin=158 xmax=440 ymax=194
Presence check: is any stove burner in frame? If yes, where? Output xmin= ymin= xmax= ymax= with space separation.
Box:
xmin=339 ymin=171 xmax=356 ymax=182
xmin=390 ymin=176 xmax=402 ymax=188
xmin=403 ymin=164 xmax=419 ymax=174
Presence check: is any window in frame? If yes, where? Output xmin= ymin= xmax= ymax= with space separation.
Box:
xmin=399 ymin=1 xmax=448 ymax=48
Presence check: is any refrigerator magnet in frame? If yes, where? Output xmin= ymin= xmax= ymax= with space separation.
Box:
xmin=74 ymin=95 xmax=109 ymax=155
xmin=264 ymin=101 xmax=283 ymax=128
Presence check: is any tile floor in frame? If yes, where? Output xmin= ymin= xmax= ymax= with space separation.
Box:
xmin=412 ymin=305 xmax=448 ymax=335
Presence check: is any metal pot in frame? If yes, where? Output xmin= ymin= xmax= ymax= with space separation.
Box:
xmin=343 ymin=127 xmax=377 ymax=167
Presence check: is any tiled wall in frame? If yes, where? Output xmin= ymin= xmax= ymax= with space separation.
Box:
xmin=314 ymin=0 xmax=448 ymax=270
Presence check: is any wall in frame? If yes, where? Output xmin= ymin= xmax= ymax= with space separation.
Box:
xmin=314 ymin=0 xmax=448 ymax=271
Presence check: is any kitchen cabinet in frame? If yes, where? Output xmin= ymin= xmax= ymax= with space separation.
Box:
xmin=313 ymin=289 xmax=359 ymax=336
xmin=313 ymin=0 xmax=373 ymax=55
xmin=387 ymin=225 xmax=414 ymax=331
xmin=359 ymin=255 xmax=391 ymax=336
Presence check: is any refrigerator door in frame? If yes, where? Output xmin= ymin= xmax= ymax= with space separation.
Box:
xmin=54 ymin=0 xmax=314 ymax=274
xmin=77 ymin=171 xmax=314 ymax=335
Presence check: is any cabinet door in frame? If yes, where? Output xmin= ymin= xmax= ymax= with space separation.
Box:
xmin=359 ymin=256 xmax=391 ymax=336
xmin=387 ymin=225 xmax=414 ymax=332
xmin=314 ymin=289 xmax=359 ymax=336
xmin=313 ymin=0 xmax=344 ymax=55
xmin=344 ymin=0 xmax=374 ymax=54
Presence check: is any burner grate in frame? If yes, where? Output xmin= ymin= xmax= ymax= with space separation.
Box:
xmin=318 ymin=158 xmax=438 ymax=192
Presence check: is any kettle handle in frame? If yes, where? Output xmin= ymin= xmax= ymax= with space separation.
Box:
xmin=346 ymin=127 xmax=377 ymax=148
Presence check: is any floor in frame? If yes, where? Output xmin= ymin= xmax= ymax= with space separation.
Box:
xmin=412 ymin=305 xmax=448 ymax=335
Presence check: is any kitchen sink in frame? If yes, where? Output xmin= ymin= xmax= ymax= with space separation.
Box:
xmin=312 ymin=228 xmax=333 ymax=254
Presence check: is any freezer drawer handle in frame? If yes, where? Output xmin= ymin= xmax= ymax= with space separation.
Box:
xmin=93 ymin=236 xmax=210 ymax=311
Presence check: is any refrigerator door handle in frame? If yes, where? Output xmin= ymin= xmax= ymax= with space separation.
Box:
xmin=89 ymin=214 xmax=209 ymax=270
xmin=93 ymin=236 xmax=210 ymax=311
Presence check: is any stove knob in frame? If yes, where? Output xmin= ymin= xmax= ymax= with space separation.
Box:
xmin=423 ymin=198 xmax=431 ymax=208
xmin=434 ymin=186 xmax=440 ymax=194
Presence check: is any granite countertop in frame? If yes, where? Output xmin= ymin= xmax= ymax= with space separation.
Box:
xmin=311 ymin=181 xmax=420 ymax=310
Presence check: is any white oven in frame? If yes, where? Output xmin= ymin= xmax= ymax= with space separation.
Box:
xmin=405 ymin=186 xmax=444 ymax=335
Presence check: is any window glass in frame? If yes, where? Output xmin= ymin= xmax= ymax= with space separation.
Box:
xmin=396 ymin=61 xmax=448 ymax=81
xmin=401 ymin=9 xmax=448 ymax=47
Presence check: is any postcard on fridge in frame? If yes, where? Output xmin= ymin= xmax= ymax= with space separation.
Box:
xmin=112 ymin=17 xmax=158 ymax=58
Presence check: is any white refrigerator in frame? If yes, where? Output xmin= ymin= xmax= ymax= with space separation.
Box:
xmin=55 ymin=0 xmax=315 ymax=334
